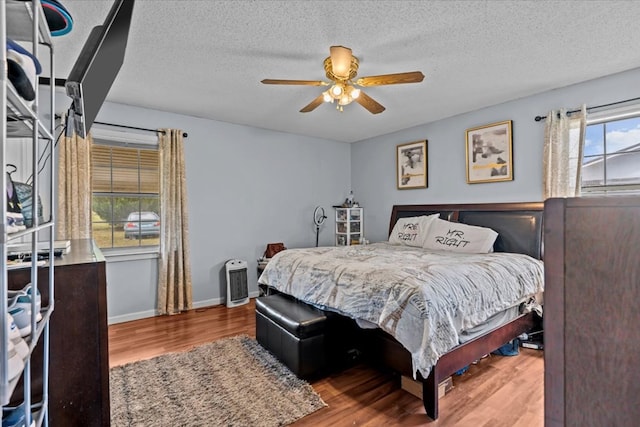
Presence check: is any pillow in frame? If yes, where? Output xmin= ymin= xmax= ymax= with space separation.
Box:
xmin=388 ymin=214 xmax=439 ymax=247
xmin=423 ymin=218 xmax=498 ymax=253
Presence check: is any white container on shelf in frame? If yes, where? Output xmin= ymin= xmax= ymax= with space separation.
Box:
xmin=334 ymin=207 xmax=363 ymax=246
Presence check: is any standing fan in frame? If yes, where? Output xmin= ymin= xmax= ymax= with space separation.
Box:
xmin=313 ymin=206 xmax=327 ymax=247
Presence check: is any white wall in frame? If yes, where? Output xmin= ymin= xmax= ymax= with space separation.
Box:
xmin=352 ymin=67 xmax=640 ymax=243
xmin=47 ymin=94 xmax=351 ymax=323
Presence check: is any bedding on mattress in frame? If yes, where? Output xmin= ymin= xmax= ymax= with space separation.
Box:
xmin=257 ymin=242 xmax=544 ymax=378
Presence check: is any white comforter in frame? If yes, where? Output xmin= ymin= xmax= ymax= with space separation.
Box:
xmin=257 ymin=242 xmax=544 ymax=378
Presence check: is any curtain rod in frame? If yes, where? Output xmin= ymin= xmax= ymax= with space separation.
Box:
xmin=54 ymin=114 xmax=188 ymax=138
xmin=534 ymin=96 xmax=640 ymax=122
xmin=43 ymin=73 xmax=190 ymax=137
xmin=93 ymin=121 xmax=188 ymax=138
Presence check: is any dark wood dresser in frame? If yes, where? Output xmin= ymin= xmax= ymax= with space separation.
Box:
xmin=9 ymin=239 xmax=109 ymax=427
xmin=544 ymin=197 xmax=640 ymax=427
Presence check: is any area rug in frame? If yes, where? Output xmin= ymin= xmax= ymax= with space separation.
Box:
xmin=110 ymin=335 xmax=327 ymax=426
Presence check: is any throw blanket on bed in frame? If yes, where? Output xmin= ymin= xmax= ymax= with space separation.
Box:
xmin=258 ymin=242 xmax=544 ymax=378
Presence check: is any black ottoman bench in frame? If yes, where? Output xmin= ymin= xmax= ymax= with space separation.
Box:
xmin=255 ymin=294 xmax=327 ymax=379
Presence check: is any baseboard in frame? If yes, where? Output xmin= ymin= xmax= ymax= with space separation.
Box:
xmin=108 ymin=309 xmax=157 ymax=325
xmin=108 ymin=291 xmax=261 ymax=324
xmin=193 ymin=298 xmax=224 ymax=309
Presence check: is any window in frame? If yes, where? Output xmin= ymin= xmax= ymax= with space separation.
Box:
xmin=583 ymin=107 xmax=640 ymax=194
xmin=90 ymin=129 xmax=160 ymax=250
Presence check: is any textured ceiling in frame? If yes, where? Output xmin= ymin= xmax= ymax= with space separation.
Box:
xmin=47 ymin=0 xmax=640 ymax=143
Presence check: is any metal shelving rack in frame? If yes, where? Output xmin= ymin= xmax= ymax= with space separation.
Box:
xmin=1 ymin=1 xmax=56 ymax=426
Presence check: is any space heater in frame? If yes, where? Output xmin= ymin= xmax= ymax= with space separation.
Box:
xmin=225 ymin=259 xmax=249 ymax=307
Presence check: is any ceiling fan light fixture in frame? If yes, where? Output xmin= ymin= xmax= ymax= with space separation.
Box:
xmin=338 ymin=95 xmax=351 ymax=106
xmin=330 ymin=45 xmax=353 ymax=78
xmin=333 ymin=63 xmax=350 ymax=78
xmin=262 ymin=45 xmax=423 ymax=114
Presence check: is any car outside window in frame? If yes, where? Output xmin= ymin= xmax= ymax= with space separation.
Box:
xmin=124 ymin=212 xmax=161 ymax=240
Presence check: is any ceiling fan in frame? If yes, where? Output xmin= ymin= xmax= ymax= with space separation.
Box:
xmin=261 ymin=45 xmax=424 ymax=114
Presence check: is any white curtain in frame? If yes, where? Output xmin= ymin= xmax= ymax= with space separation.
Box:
xmin=157 ymin=128 xmax=193 ymax=315
xmin=542 ymin=105 xmax=587 ymax=198
xmin=57 ymin=131 xmax=92 ymax=240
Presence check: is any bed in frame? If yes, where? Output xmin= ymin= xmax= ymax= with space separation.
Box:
xmin=258 ymin=202 xmax=544 ymax=419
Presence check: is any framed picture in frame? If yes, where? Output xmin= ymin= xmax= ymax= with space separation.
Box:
xmin=396 ymin=140 xmax=427 ymax=189
xmin=465 ymin=120 xmax=513 ymax=184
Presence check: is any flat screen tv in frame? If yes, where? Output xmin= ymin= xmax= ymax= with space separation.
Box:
xmin=65 ymin=0 xmax=135 ymax=138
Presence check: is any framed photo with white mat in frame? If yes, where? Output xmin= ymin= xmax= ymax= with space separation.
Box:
xmin=396 ymin=140 xmax=427 ymax=189
xmin=465 ymin=120 xmax=513 ymax=184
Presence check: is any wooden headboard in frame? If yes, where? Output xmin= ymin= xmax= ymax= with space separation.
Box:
xmin=389 ymin=202 xmax=544 ymax=259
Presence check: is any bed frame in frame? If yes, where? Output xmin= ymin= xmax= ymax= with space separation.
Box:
xmin=379 ymin=202 xmax=544 ymax=419
xmin=261 ymin=201 xmax=544 ymax=420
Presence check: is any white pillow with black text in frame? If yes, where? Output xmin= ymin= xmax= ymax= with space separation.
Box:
xmin=422 ymin=218 xmax=498 ymax=253
xmin=388 ymin=214 xmax=440 ymax=247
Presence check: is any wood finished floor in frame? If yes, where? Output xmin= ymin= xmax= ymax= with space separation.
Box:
xmin=108 ymin=299 xmax=543 ymax=427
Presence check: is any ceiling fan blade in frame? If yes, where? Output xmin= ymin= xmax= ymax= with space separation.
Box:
xmin=355 ymin=71 xmax=425 ymax=87
xmin=330 ymin=46 xmax=353 ymax=79
xmin=261 ymin=79 xmax=328 ymax=86
xmin=355 ymin=91 xmax=385 ymax=114
xmin=300 ymin=94 xmax=326 ymax=113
